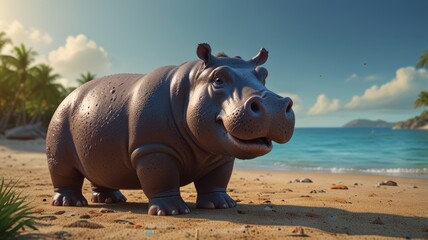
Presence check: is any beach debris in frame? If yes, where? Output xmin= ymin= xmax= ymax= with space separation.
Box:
xmin=263 ymin=206 xmax=274 ymax=211
xmin=38 ymin=215 xmax=57 ymax=221
xmin=379 ymin=180 xmax=398 ymax=186
xmin=66 ymin=220 xmax=105 ymax=229
xmin=288 ymin=226 xmax=308 ymax=237
xmin=237 ymin=209 xmax=248 ymax=214
xmin=79 ymin=214 xmax=91 ymax=219
xmin=331 ymin=185 xmax=348 ymax=190
xmin=145 ymin=230 xmax=154 ymax=235
xmin=54 ymin=210 xmax=65 ymax=215
xmin=114 ymin=219 xmax=135 ymax=225
xmin=305 ymin=212 xmax=320 ymax=218
xmin=301 ymin=178 xmax=313 ymax=183
xmin=99 ymin=208 xmax=115 ymax=213
xmin=371 ymin=217 xmax=384 ymax=225
xmin=53 ymin=231 xmax=72 ymax=239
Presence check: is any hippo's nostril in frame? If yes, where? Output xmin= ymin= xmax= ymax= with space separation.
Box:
xmin=285 ymin=98 xmax=293 ymax=113
xmin=250 ymin=102 xmax=260 ymax=113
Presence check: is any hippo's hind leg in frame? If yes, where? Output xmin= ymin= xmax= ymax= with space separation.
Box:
xmin=194 ymin=160 xmax=237 ymax=209
xmin=91 ymin=185 xmax=127 ymax=204
xmin=48 ymin=162 xmax=88 ymax=207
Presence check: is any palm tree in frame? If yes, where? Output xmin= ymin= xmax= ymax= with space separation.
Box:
xmin=0 ymin=44 xmax=38 ymax=130
xmin=414 ymin=91 xmax=428 ymax=109
xmin=0 ymin=32 xmax=11 ymax=52
xmin=416 ymin=50 xmax=428 ymax=68
xmin=26 ymin=64 xmax=65 ymax=124
xmin=77 ymin=71 xmax=96 ymax=85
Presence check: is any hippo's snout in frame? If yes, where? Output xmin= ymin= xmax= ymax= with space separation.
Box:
xmin=220 ymin=94 xmax=295 ymax=155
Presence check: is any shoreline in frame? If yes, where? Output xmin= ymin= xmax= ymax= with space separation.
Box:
xmin=1 ymin=138 xmax=428 ymax=239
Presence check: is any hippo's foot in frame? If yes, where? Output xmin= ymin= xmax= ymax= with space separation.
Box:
xmin=196 ymin=191 xmax=237 ymax=209
xmin=148 ymin=195 xmax=190 ymax=216
xmin=91 ymin=187 xmax=127 ymax=204
xmin=52 ymin=189 xmax=88 ymax=206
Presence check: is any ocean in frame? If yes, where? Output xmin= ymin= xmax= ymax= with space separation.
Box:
xmin=235 ymin=128 xmax=428 ymax=178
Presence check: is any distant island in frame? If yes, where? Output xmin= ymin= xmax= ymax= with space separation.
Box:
xmin=343 ymin=113 xmax=428 ymax=130
xmin=342 ymin=119 xmax=396 ymax=128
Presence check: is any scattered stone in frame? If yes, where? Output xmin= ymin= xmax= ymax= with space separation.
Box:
xmin=54 ymin=231 xmax=72 ymax=239
xmin=331 ymin=185 xmax=348 ymax=190
xmin=263 ymin=206 xmax=274 ymax=211
xmin=354 ymin=183 xmax=359 ymax=186
xmin=66 ymin=220 xmax=104 ymax=229
xmin=237 ymin=210 xmax=248 ymax=214
xmin=379 ymin=180 xmax=398 ymax=186
xmin=371 ymin=217 xmax=384 ymax=225
xmin=318 ymin=190 xmax=326 ymax=193
xmin=38 ymin=215 xmax=57 ymax=221
xmin=135 ymin=224 xmax=143 ymax=229
xmin=305 ymin=212 xmax=320 ymax=218
xmin=300 ymin=195 xmax=311 ymax=198
xmin=99 ymin=208 xmax=115 ymax=213
xmin=294 ymin=179 xmax=300 ymax=183
xmin=68 ymin=212 xmax=77 ymax=217
xmin=54 ymin=210 xmax=65 ymax=215
xmin=412 ymin=185 xmax=418 ymax=189
xmin=301 ymin=178 xmax=313 ymax=183
xmin=114 ymin=219 xmax=135 ymax=225
xmin=80 ymin=214 xmax=91 ymax=219
xmin=289 ymin=226 xmax=308 ymax=236
xmin=263 ymin=200 xmax=271 ymax=204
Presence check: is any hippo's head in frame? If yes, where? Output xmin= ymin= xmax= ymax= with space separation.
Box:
xmin=185 ymin=43 xmax=295 ymax=159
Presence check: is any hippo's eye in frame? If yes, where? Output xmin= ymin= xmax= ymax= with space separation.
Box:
xmin=212 ymin=77 xmax=224 ymax=88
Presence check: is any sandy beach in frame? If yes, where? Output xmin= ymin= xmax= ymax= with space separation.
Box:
xmin=1 ymin=137 xmax=427 ymax=239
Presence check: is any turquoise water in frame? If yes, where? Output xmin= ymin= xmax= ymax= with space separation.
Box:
xmin=235 ymin=128 xmax=428 ymax=178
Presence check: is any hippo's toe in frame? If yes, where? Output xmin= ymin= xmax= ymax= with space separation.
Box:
xmin=196 ymin=192 xmax=237 ymax=209
xmin=148 ymin=196 xmax=190 ymax=216
xmin=91 ymin=189 xmax=127 ymax=204
xmin=52 ymin=190 xmax=88 ymax=207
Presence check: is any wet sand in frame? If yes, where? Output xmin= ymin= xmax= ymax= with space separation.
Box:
xmin=0 ymin=137 xmax=427 ymax=239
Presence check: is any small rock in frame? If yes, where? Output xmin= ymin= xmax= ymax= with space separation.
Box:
xmin=263 ymin=206 xmax=274 ymax=211
xmin=379 ymin=180 xmax=398 ymax=186
xmin=80 ymin=214 xmax=91 ymax=219
xmin=263 ymin=200 xmax=271 ymax=204
xmin=54 ymin=210 xmax=66 ymax=215
xmin=290 ymin=226 xmax=306 ymax=236
xmin=318 ymin=190 xmax=326 ymax=193
xmin=38 ymin=215 xmax=57 ymax=221
xmin=66 ymin=220 xmax=104 ymax=229
xmin=371 ymin=217 xmax=384 ymax=225
xmin=135 ymin=224 xmax=143 ymax=229
xmin=99 ymin=208 xmax=115 ymax=213
xmin=294 ymin=178 xmax=300 ymax=183
xmin=301 ymin=178 xmax=313 ymax=183
xmin=305 ymin=212 xmax=320 ymax=218
xmin=300 ymin=195 xmax=311 ymax=198
xmin=331 ymin=185 xmax=348 ymax=190
xmin=114 ymin=219 xmax=135 ymax=225
xmin=54 ymin=231 xmax=72 ymax=239
xmin=412 ymin=185 xmax=418 ymax=189
xmin=354 ymin=183 xmax=359 ymax=186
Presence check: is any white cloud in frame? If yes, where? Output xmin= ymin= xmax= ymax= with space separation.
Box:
xmin=345 ymin=67 xmax=428 ymax=110
xmin=364 ymin=75 xmax=378 ymax=81
xmin=48 ymin=34 xmax=111 ymax=82
xmin=345 ymin=73 xmax=358 ymax=82
xmin=0 ymin=20 xmax=53 ymax=47
xmin=278 ymin=92 xmax=302 ymax=114
xmin=308 ymin=94 xmax=341 ymax=115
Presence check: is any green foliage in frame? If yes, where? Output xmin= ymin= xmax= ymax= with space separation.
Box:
xmin=0 ymin=178 xmax=37 ymax=239
xmin=77 ymin=71 xmax=96 ymax=85
xmin=414 ymin=91 xmax=428 ymax=108
xmin=416 ymin=50 xmax=428 ymax=68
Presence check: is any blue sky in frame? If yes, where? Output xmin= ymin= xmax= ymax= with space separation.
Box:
xmin=0 ymin=0 xmax=427 ymax=127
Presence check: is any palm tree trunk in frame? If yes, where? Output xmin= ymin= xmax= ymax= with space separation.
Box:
xmin=1 ymin=76 xmax=26 ymax=131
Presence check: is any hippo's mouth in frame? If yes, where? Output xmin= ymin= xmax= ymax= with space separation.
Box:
xmin=217 ymin=118 xmax=273 ymax=154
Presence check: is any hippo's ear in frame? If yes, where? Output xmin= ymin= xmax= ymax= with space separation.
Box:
xmin=197 ymin=43 xmax=213 ymax=64
xmin=250 ymin=48 xmax=269 ymax=66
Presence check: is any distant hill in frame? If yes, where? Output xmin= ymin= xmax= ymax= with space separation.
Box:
xmin=393 ymin=111 xmax=428 ymax=130
xmin=342 ymin=119 xmax=396 ymax=128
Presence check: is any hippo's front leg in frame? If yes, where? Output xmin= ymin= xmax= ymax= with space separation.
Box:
xmin=194 ymin=160 xmax=237 ymax=209
xmin=134 ymin=153 xmax=190 ymax=216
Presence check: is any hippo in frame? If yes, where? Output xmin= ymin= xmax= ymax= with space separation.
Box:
xmin=46 ymin=43 xmax=294 ymax=216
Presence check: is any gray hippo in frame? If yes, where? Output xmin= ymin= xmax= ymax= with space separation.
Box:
xmin=46 ymin=43 xmax=294 ymax=216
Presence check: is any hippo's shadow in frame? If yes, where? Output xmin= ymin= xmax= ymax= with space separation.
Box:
xmin=87 ymin=202 xmax=428 ymax=238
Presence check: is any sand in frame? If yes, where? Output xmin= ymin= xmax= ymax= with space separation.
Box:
xmin=0 ymin=137 xmax=427 ymax=239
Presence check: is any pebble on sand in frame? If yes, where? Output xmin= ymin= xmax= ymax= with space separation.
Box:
xmin=301 ymin=178 xmax=313 ymax=183
xmin=66 ymin=220 xmax=105 ymax=229
xmin=371 ymin=217 xmax=384 ymax=225
xmin=289 ymin=226 xmax=308 ymax=237
xmin=99 ymin=208 xmax=115 ymax=213
xmin=331 ymin=185 xmax=349 ymax=190
xmin=379 ymin=180 xmax=398 ymax=186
